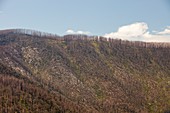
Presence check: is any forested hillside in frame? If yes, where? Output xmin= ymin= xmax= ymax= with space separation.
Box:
xmin=0 ymin=29 xmax=170 ymax=113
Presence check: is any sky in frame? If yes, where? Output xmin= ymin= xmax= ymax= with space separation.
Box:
xmin=0 ymin=0 xmax=170 ymax=42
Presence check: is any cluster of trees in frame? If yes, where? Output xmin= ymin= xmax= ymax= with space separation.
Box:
xmin=1 ymin=29 xmax=170 ymax=48
xmin=63 ymin=35 xmax=170 ymax=48
xmin=0 ymin=75 xmax=91 ymax=113
xmin=13 ymin=29 xmax=58 ymax=38
xmin=0 ymin=29 xmax=170 ymax=112
xmin=0 ymin=63 xmax=93 ymax=113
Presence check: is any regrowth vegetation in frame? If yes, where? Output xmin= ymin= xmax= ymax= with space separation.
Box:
xmin=0 ymin=29 xmax=170 ymax=113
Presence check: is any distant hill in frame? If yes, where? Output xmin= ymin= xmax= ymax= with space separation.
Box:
xmin=0 ymin=29 xmax=170 ymax=113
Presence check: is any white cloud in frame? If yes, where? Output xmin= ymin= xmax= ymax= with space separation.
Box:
xmin=66 ymin=29 xmax=91 ymax=35
xmin=157 ymin=27 xmax=170 ymax=35
xmin=66 ymin=29 xmax=75 ymax=34
xmin=143 ymin=32 xmax=170 ymax=42
xmin=104 ymin=22 xmax=148 ymax=41
xmin=104 ymin=22 xmax=170 ymax=42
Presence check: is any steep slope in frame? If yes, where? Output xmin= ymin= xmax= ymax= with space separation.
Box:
xmin=0 ymin=29 xmax=170 ymax=113
xmin=0 ymin=56 xmax=95 ymax=113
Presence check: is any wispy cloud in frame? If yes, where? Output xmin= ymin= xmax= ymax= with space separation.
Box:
xmin=0 ymin=11 xmax=3 ymax=14
xmin=66 ymin=29 xmax=91 ymax=35
xmin=104 ymin=22 xmax=170 ymax=42
xmin=157 ymin=26 xmax=170 ymax=35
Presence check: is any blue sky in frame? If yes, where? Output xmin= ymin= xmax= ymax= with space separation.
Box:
xmin=0 ymin=0 xmax=170 ymax=42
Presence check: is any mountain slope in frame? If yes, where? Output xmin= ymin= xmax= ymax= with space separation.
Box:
xmin=0 ymin=29 xmax=170 ymax=113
